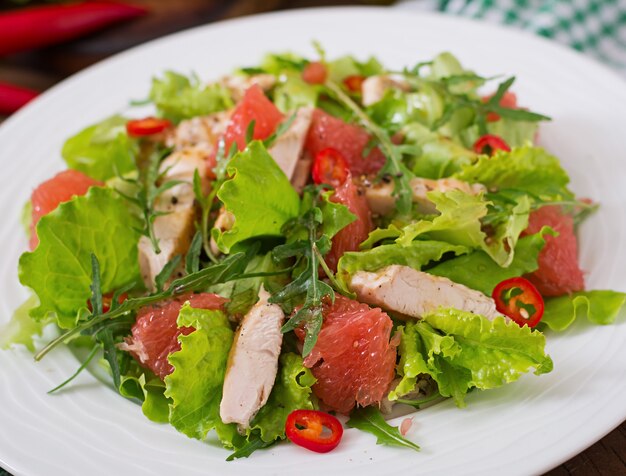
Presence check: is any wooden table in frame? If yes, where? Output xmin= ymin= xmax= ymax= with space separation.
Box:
xmin=0 ymin=1 xmax=624 ymax=474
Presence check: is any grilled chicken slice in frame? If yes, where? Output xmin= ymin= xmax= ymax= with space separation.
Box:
xmin=222 ymin=73 xmax=276 ymax=102
xmin=220 ymin=287 xmax=285 ymax=429
xmin=361 ymin=75 xmax=410 ymax=107
xmin=166 ymin=111 xmax=231 ymax=151
xmin=268 ymin=107 xmax=314 ymax=186
xmin=364 ymin=177 xmax=486 ymax=216
xmin=138 ymin=148 xmax=209 ymax=289
xmin=350 ymin=265 xmax=503 ymax=320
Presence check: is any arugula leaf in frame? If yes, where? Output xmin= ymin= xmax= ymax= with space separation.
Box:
xmin=454 ymin=146 xmax=573 ymax=201
xmin=249 ymin=353 xmax=316 ymax=442
xmin=346 ymin=406 xmax=420 ymax=451
xmin=213 ymin=141 xmax=300 ymax=254
xmin=149 ymin=71 xmax=233 ymax=122
xmin=61 ymin=115 xmax=137 ymax=181
xmin=541 ymin=291 xmax=626 ymax=332
xmin=393 ymin=309 xmax=553 ymax=407
xmin=226 ymin=434 xmax=276 ymax=461
xmin=165 ymin=304 xmax=236 ymax=441
xmin=19 ymin=187 xmax=141 ymax=329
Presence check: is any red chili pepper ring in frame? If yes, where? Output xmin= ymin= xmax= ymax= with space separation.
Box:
xmin=285 ymin=409 xmax=344 ymax=454
xmin=492 ymin=277 xmax=545 ymax=328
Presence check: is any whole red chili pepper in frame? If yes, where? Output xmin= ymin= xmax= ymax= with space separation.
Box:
xmin=0 ymin=82 xmax=38 ymax=115
xmin=0 ymin=1 xmax=147 ymax=57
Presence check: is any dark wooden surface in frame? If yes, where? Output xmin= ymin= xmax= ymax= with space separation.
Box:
xmin=0 ymin=1 xmax=624 ymax=474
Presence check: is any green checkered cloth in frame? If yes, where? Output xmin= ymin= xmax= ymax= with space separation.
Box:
xmin=399 ymin=0 xmax=626 ymax=73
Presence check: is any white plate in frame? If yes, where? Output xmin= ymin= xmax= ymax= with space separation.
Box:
xmin=1 ymin=7 xmax=625 ymax=476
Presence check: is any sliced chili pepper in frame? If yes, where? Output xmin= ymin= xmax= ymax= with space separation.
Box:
xmin=0 ymin=1 xmax=147 ymax=57
xmin=482 ymin=91 xmax=518 ymax=122
xmin=0 ymin=81 xmax=38 ymax=115
xmin=473 ymin=134 xmax=511 ymax=155
xmin=312 ymin=148 xmax=350 ymax=188
xmin=492 ymin=277 xmax=545 ymax=328
xmin=126 ymin=117 xmax=172 ymax=137
xmin=302 ymin=61 xmax=327 ymax=85
xmin=285 ymin=409 xmax=343 ymax=454
xmin=343 ymin=75 xmax=365 ymax=93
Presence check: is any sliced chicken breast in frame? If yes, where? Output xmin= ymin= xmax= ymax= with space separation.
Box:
xmin=364 ymin=177 xmax=486 ymax=216
xmin=220 ymin=287 xmax=285 ymax=429
xmin=138 ymin=148 xmax=209 ymax=289
xmin=222 ymin=73 xmax=276 ymax=102
xmin=350 ymin=265 xmax=503 ymax=320
xmin=361 ymin=75 xmax=410 ymax=107
xmin=166 ymin=111 xmax=231 ymax=151
xmin=268 ymin=107 xmax=314 ymax=184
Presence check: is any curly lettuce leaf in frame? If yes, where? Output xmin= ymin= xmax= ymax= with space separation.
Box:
xmin=397 ymin=189 xmax=529 ymax=267
xmin=403 ymin=123 xmax=477 ymax=179
xmin=428 ymin=230 xmax=550 ymax=295
xmin=454 ymin=146 xmax=573 ymax=200
xmin=541 ymin=290 xmax=626 ymax=332
xmin=273 ymin=73 xmax=318 ymax=113
xmin=18 ymin=187 xmax=141 ymax=328
xmin=149 ymin=71 xmax=233 ymax=122
xmin=0 ymin=294 xmax=49 ymax=352
xmin=327 ymin=55 xmax=383 ymax=83
xmin=62 ymin=115 xmax=137 ymax=181
xmin=393 ymin=309 xmax=553 ymax=407
xmin=336 ymin=240 xmax=468 ymax=292
xmin=213 ymin=141 xmax=300 ymax=253
xmin=164 ymin=304 xmax=237 ymax=443
xmin=320 ymin=190 xmax=356 ymax=239
xmin=249 ymin=353 xmax=316 ymax=442
xmin=119 ymin=372 xmax=170 ymax=424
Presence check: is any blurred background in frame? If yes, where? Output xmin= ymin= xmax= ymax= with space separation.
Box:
xmin=0 ymin=1 xmax=624 ymax=475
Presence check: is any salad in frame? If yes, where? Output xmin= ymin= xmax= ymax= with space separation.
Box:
xmin=3 ymin=47 xmax=625 ymax=460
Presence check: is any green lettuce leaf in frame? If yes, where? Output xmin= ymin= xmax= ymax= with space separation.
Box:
xmin=273 ymin=73 xmax=318 ymax=113
xmin=119 ymin=372 xmax=170 ymax=424
xmin=336 ymin=240 xmax=468 ymax=292
xmin=320 ymin=190 xmax=356 ymax=239
xmin=0 ymin=294 xmax=49 ymax=352
xmin=18 ymin=187 xmax=141 ymax=328
xmin=249 ymin=353 xmax=316 ymax=442
xmin=403 ymin=123 xmax=477 ymax=179
xmin=541 ymin=290 xmax=626 ymax=332
xmin=428 ymin=230 xmax=549 ymax=295
xmin=486 ymin=118 xmax=538 ymax=148
xmin=149 ymin=71 xmax=233 ymax=122
xmin=327 ymin=55 xmax=383 ymax=83
xmin=165 ymin=304 xmax=238 ymax=444
xmin=454 ymin=146 xmax=573 ymax=200
xmin=393 ymin=309 xmax=553 ymax=407
xmin=397 ymin=189 xmax=528 ymax=267
xmin=62 ymin=115 xmax=137 ymax=181
xmin=213 ymin=141 xmax=300 ymax=253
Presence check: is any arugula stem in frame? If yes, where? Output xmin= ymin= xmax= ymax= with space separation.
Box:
xmin=313 ymin=245 xmax=345 ymax=296
xmin=47 ymin=344 xmax=99 ymax=394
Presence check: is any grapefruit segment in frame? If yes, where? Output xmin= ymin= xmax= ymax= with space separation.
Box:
xmin=297 ymin=295 xmax=398 ymax=414
xmin=124 ymin=293 xmax=227 ymax=379
xmin=223 ymin=84 xmax=284 ymax=152
xmin=29 ymin=169 xmax=102 ymax=250
xmin=304 ymin=108 xmax=386 ymax=176
xmin=522 ymin=205 xmax=584 ymax=296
